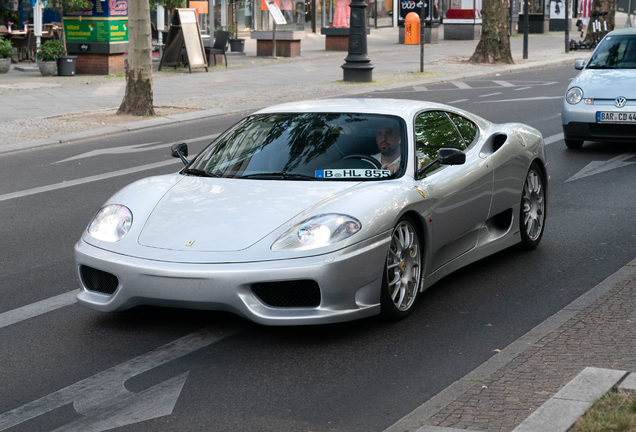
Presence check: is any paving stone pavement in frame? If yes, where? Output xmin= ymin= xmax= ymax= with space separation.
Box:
xmin=394 ymin=260 xmax=636 ymax=432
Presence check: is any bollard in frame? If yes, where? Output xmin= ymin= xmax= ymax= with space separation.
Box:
xmin=405 ymin=12 xmax=420 ymax=45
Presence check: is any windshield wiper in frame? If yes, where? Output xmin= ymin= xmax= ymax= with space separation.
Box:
xmin=182 ymin=168 xmax=220 ymax=178
xmin=240 ymin=172 xmax=317 ymax=180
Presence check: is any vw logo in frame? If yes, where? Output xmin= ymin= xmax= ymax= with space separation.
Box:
xmin=615 ymin=96 xmax=627 ymax=108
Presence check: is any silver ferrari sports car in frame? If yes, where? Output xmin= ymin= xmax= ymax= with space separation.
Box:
xmin=75 ymin=99 xmax=547 ymax=325
xmin=562 ymin=28 xmax=636 ymax=149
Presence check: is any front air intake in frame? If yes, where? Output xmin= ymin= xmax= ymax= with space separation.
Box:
xmin=80 ymin=265 xmax=119 ymax=295
xmin=252 ymin=280 xmax=321 ymax=307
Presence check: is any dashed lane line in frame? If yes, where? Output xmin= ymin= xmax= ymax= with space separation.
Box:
xmin=493 ymin=80 xmax=515 ymax=87
xmin=479 ymin=92 xmax=502 ymax=98
xmin=0 ymin=159 xmax=180 ymax=203
xmin=0 ymin=290 xmax=78 ymax=330
xmin=452 ymin=81 xmax=472 ymax=89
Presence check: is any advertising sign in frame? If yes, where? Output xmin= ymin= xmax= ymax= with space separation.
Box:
xmin=398 ymin=0 xmax=428 ymax=24
xmin=63 ymin=0 xmax=128 ymax=44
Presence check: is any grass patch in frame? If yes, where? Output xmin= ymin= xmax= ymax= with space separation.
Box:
xmin=570 ymin=391 xmax=636 ymax=432
xmin=105 ymin=73 xmax=126 ymax=78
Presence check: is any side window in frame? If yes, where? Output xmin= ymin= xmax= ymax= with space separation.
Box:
xmin=414 ymin=111 xmax=464 ymax=176
xmin=447 ymin=113 xmax=478 ymax=147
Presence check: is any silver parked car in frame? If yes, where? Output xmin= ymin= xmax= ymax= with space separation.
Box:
xmin=562 ymin=28 xmax=636 ymax=149
xmin=75 ymin=99 xmax=547 ymax=325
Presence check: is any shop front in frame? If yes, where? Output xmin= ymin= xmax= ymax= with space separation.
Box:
xmin=442 ymin=0 xmax=481 ymax=40
xmin=518 ymin=0 xmax=549 ymax=33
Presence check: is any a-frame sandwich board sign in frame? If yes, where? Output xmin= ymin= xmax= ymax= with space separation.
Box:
xmin=159 ymin=8 xmax=208 ymax=73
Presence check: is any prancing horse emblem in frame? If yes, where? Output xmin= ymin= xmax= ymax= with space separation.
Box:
xmin=186 ymin=240 xmax=195 ymax=246
xmin=615 ymin=97 xmax=627 ymax=108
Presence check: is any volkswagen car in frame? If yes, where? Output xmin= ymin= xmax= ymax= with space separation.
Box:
xmin=562 ymin=27 xmax=636 ymax=149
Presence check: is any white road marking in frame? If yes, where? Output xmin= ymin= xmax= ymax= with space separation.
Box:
xmin=541 ymin=81 xmax=559 ymax=86
xmin=514 ymin=86 xmax=533 ymax=91
xmin=476 ymin=96 xmax=563 ymax=103
xmin=0 ymin=325 xmax=246 ymax=432
xmin=544 ymin=133 xmax=564 ymax=145
xmin=567 ymin=153 xmax=636 ymax=182
xmin=54 ymin=133 xmax=220 ymax=164
xmin=452 ymin=81 xmax=472 ymax=89
xmin=479 ymin=92 xmax=502 ymax=98
xmin=412 ymin=85 xmax=428 ymax=91
xmin=448 ymin=99 xmax=470 ymax=104
xmin=493 ymin=80 xmax=515 ymax=87
xmin=0 ymin=290 xmax=79 ymax=330
xmin=0 ymin=160 xmax=180 ymax=203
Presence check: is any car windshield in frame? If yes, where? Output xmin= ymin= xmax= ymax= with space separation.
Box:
xmin=187 ymin=113 xmax=406 ymax=180
xmin=587 ymin=35 xmax=636 ymax=69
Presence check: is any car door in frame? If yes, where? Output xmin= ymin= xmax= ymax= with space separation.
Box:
xmin=414 ymin=110 xmax=493 ymax=272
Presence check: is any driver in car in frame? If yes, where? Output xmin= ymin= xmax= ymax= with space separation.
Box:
xmin=373 ymin=121 xmax=402 ymax=175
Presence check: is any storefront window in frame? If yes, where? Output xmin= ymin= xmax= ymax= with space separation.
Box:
xmin=254 ymin=0 xmax=304 ymax=30
xmin=318 ymin=0 xmax=373 ymax=28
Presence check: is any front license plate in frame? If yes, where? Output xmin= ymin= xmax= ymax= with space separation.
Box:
xmin=597 ymin=111 xmax=636 ymax=123
xmin=316 ymin=169 xmax=391 ymax=179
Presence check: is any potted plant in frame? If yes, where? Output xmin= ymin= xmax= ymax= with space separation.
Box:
xmin=0 ymin=38 xmax=12 ymax=74
xmin=228 ymin=0 xmax=246 ymax=53
xmin=37 ymin=39 xmax=65 ymax=76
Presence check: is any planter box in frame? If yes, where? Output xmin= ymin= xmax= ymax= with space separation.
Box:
xmin=229 ymin=39 xmax=245 ymax=53
xmin=0 ymin=58 xmax=10 ymax=74
xmin=38 ymin=60 xmax=57 ymax=76
xmin=251 ymin=31 xmax=305 ymax=57
xmin=321 ymin=27 xmax=370 ymax=51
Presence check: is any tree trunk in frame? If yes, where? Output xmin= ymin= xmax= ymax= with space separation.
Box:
xmin=469 ymin=0 xmax=513 ymax=64
xmin=584 ymin=0 xmax=615 ymax=45
xmin=117 ymin=0 xmax=155 ymax=116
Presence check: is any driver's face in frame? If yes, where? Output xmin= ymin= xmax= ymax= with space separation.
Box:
xmin=376 ymin=126 xmax=400 ymax=156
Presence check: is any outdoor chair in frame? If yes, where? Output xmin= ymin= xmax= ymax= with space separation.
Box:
xmin=205 ymin=30 xmax=229 ymax=68
xmin=10 ymin=31 xmax=33 ymax=62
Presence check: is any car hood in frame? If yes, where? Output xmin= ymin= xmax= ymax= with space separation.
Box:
xmin=573 ymin=69 xmax=636 ymax=99
xmin=137 ymin=176 xmax=359 ymax=252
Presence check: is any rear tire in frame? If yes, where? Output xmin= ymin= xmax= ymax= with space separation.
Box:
xmin=565 ymin=139 xmax=584 ymax=149
xmin=519 ymin=163 xmax=546 ymax=250
xmin=380 ymin=216 xmax=423 ymax=320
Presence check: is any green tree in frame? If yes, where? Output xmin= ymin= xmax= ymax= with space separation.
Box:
xmin=469 ymin=0 xmax=513 ymax=64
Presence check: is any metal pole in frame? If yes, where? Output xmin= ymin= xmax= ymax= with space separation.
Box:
xmin=626 ymin=0 xmax=633 ymax=27
xmin=565 ymin=0 xmax=569 ymax=52
xmin=420 ymin=0 xmax=425 ymax=72
xmin=341 ymin=0 xmax=373 ymax=82
xmin=523 ymin=0 xmax=529 ymax=59
xmin=272 ymin=22 xmax=277 ymax=57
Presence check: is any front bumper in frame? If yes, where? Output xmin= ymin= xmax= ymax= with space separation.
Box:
xmin=74 ymin=234 xmax=390 ymax=326
xmin=562 ymin=99 xmax=636 ymax=142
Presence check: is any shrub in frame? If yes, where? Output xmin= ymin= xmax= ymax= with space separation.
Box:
xmin=0 ymin=38 xmax=12 ymax=59
xmin=37 ymin=39 xmax=65 ymax=62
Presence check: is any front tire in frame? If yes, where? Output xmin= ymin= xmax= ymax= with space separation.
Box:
xmin=380 ymin=216 xmax=423 ymax=320
xmin=519 ymin=163 xmax=546 ymax=250
xmin=565 ymin=139 xmax=584 ymax=149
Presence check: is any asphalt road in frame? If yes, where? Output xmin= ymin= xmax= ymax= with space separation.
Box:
xmin=2 ymin=63 xmax=636 ymax=432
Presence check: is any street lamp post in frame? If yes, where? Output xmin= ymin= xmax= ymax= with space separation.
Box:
xmin=341 ymin=0 xmax=373 ymax=82
xmin=523 ymin=0 xmax=529 ymax=59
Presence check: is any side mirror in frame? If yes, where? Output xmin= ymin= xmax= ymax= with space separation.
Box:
xmin=417 ymin=148 xmax=466 ymax=178
xmin=574 ymin=60 xmax=585 ymax=70
xmin=171 ymin=142 xmax=189 ymax=165
xmin=438 ymin=148 xmax=466 ymax=165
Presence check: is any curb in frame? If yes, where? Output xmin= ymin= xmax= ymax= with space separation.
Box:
xmin=1 ymin=53 xmax=588 ymax=156
xmin=385 ymin=257 xmax=636 ymax=432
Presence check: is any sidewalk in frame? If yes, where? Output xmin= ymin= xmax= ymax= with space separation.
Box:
xmin=386 ymin=258 xmax=636 ymax=432
xmin=0 ymin=24 xmax=593 ymax=150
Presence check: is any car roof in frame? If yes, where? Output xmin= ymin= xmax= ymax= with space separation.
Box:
xmin=254 ymin=98 xmax=453 ymax=119
xmin=606 ymin=27 xmax=636 ymax=36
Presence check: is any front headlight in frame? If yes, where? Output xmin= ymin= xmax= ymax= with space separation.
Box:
xmin=566 ymin=87 xmax=584 ymax=104
xmin=87 ymin=204 xmax=132 ymax=242
xmin=271 ymin=213 xmax=362 ymax=251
